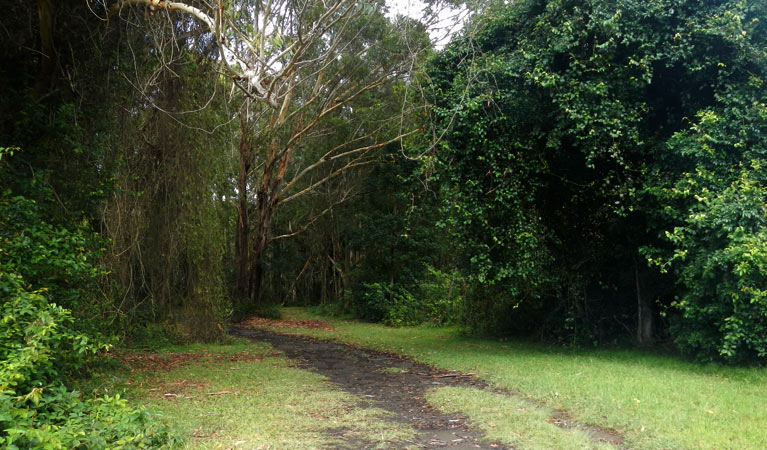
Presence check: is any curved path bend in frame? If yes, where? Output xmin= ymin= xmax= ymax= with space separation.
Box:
xmin=230 ymin=326 xmax=509 ymax=450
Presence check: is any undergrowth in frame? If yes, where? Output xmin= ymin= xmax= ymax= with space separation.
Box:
xmin=0 ymin=273 xmax=177 ymax=449
xmin=1 ymin=196 xmax=177 ymax=449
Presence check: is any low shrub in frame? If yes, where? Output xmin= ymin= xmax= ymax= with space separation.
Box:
xmin=0 ymin=273 xmax=178 ymax=449
xmin=356 ymin=267 xmax=463 ymax=327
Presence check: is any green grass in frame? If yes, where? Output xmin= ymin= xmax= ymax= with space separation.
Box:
xmin=111 ymin=339 xmax=415 ymax=449
xmin=254 ymin=307 xmax=767 ymax=450
xmin=378 ymin=367 xmax=408 ymax=374
xmin=428 ymin=386 xmax=614 ymax=450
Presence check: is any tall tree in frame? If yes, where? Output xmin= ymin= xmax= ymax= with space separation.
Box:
xmin=105 ymin=0 xmax=432 ymax=311
xmin=429 ymin=0 xmax=767 ymax=360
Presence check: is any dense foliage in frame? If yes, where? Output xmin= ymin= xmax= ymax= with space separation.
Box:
xmin=0 ymin=196 xmax=102 ymax=315
xmin=429 ymin=0 xmax=767 ymax=362
xmin=0 ymin=197 xmax=176 ymax=448
xmin=648 ymin=104 xmax=767 ymax=362
xmin=4 ymin=6 xmax=767 ymax=447
xmin=0 ymin=0 xmax=220 ymax=444
xmin=343 ymin=153 xmax=461 ymax=326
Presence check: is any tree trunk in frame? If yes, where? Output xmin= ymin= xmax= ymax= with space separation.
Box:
xmin=234 ymin=124 xmax=251 ymax=303
xmin=36 ymin=0 xmax=55 ymax=96
xmin=248 ymin=205 xmax=273 ymax=307
xmin=635 ymin=260 xmax=654 ymax=345
xmin=248 ymin=137 xmax=291 ymax=308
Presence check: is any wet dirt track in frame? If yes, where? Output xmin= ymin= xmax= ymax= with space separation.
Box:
xmin=230 ymin=326 xmax=509 ymax=449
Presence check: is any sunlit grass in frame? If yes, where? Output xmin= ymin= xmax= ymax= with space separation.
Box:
xmin=116 ymin=339 xmax=415 ymax=449
xmin=256 ymin=307 xmax=767 ymax=450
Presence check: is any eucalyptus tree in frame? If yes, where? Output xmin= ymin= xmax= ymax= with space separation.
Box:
xmin=102 ymin=0 xmax=434 ymax=310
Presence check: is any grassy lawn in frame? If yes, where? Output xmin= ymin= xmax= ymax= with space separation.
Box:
xmin=253 ymin=308 xmax=767 ymax=450
xmin=102 ymin=339 xmax=414 ymax=449
xmin=428 ymin=386 xmax=614 ymax=450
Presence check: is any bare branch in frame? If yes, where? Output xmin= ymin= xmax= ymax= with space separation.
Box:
xmin=279 ymin=155 xmax=377 ymax=206
xmin=270 ymin=187 xmax=352 ymax=241
xmin=282 ymin=129 xmax=417 ymax=196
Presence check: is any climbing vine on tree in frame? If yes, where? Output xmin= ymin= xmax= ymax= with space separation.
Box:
xmin=429 ymin=0 xmax=767 ymax=362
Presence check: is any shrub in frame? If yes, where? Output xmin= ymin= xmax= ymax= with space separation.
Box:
xmin=0 ymin=273 xmax=98 ymax=393
xmin=0 ymin=195 xmax=103 ymax=314
xmin=648 ymin=162 xmax=767 ymax=363
xmin=417 ymin=266 xmax=463 ymax=326
xmin=357 ymin=270 xmax=463 ymax=327
xmin=0 ymin=272 xmax=178 ymax=449
xmin=0 ymin=194 xmax=179 ymax=448
xmin=357 ymin=282 xmax=423 ymax=326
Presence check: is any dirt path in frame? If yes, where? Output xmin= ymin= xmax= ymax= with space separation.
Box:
xmin=230 ymin=326 xmax=509 ymax=449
